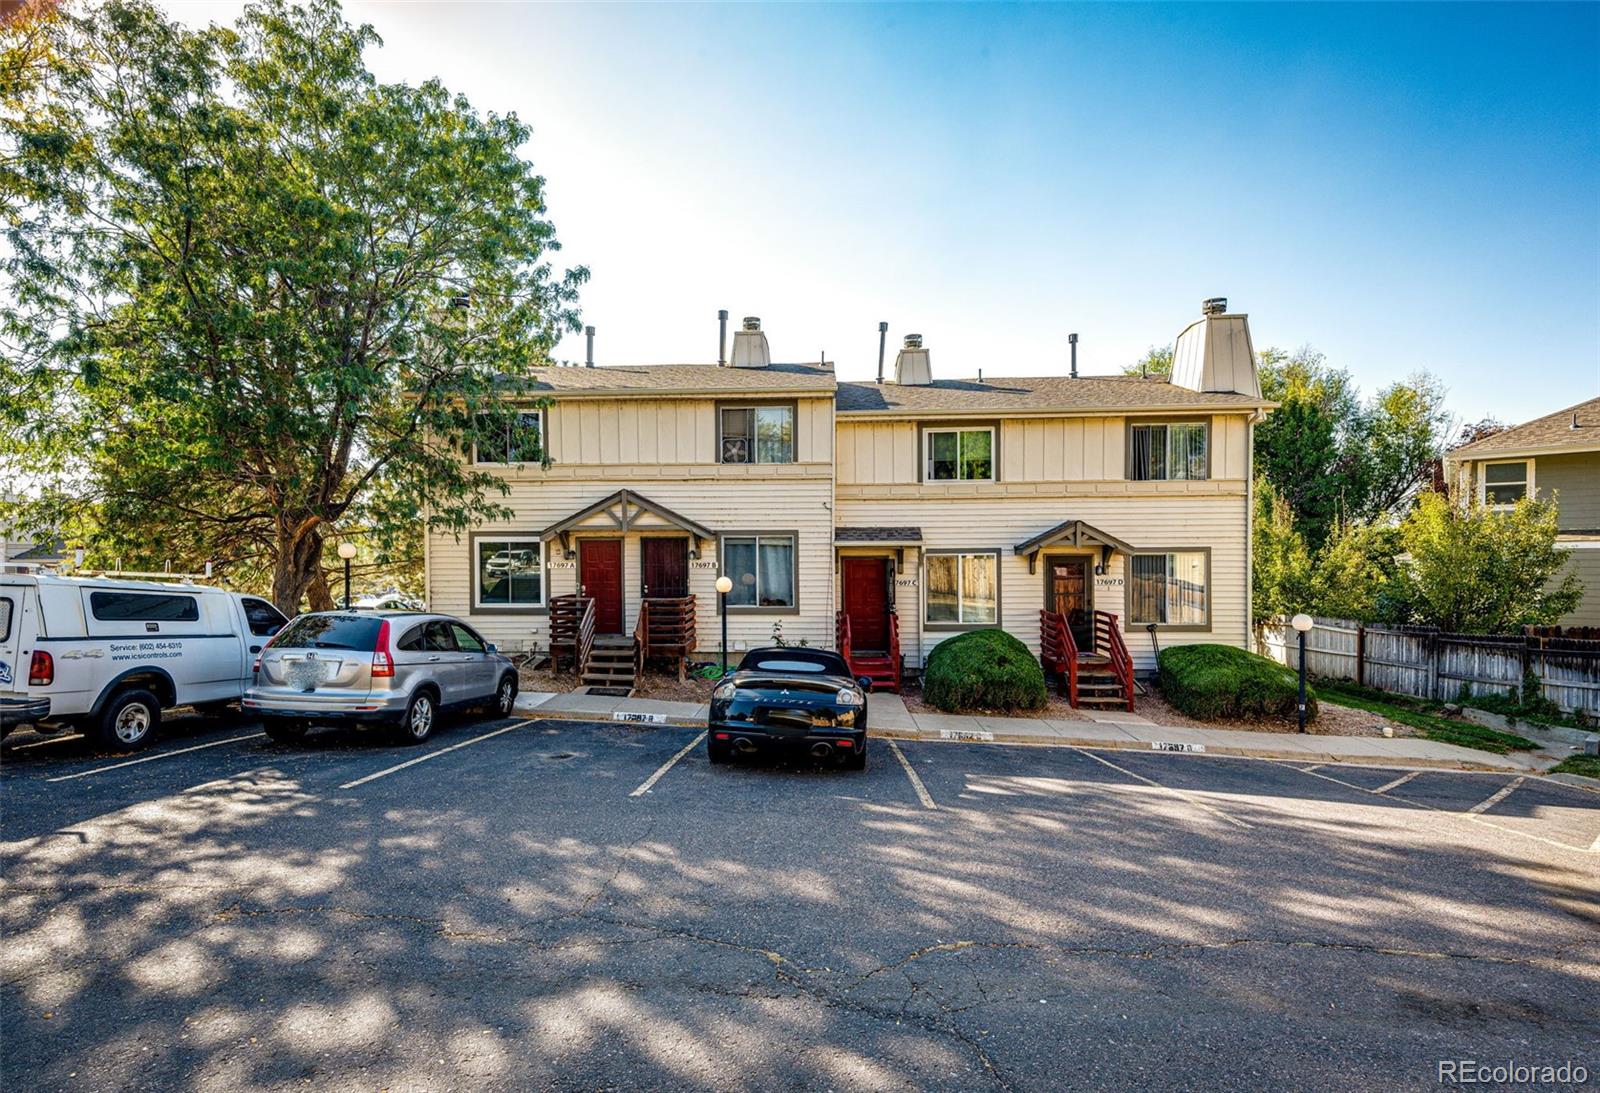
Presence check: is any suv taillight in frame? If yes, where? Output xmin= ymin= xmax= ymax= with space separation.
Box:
xmin=29 ymin=650 xmax=54 ymax=686
xmin=371 ymin=619 xmax=394 ymax=678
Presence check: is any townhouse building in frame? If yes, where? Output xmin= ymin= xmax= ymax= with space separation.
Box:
xmin=424 ymin=301 xmax=1273 ymax=703
xmin=1445 ymin=395 xmax=1600 ymax=628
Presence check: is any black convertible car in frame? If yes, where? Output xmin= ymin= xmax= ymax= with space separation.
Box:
xmin=707 ymin=647 xmax=871 ymax=769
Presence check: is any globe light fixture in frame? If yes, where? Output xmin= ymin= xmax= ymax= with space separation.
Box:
xmin=714 ymin=576 xmax=734 ymax=676
xmin=337 ymin=541 xmax=358 ymax=608
xmin=1290 ymin=613 xmax=1314 ymax=733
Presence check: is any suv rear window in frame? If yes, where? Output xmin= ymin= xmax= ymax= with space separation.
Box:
xmin=271 ymin=614 xmax=384 ymax=651
xmin=90 ymin=591 xmax=200 ymax=622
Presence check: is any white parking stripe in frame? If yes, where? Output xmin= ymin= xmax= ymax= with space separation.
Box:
xmin=888 ymin=740 xmax=936 ymax=810
xmin=1467 ymin=776 xmax=1525 ymax=815
xmin=339 ymin=722 xmax=530 ymax=789
xmin=6 ymin=733 xmax=86 ymax=751
xmin=45 ymin=733 xmax=267 ymax=782
xmin=1375 ymin=771 xmax=1420 ymax=795
xmin=629 ymin=731 xmax=707 ymax=797
xmin=1074 ymin=747 xmax=1251 ymax=829
xmin=1283 ymin=763 xmax=1595 ymax=854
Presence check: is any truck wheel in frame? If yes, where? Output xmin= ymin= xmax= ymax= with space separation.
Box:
xmin=96 ymin=689 xmax=161 ymax=751
xmin=390 ymin=690 xmax=436 ymax=746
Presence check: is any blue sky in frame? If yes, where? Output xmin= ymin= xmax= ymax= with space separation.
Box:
xmin=171 ymin=1 xmax=1599 ymax=424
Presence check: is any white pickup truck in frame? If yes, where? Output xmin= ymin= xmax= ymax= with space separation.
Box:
xmin=0 ymin=574 xmax=288 ymax=750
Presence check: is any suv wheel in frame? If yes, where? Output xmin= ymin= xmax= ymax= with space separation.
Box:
xmin=97 ymin=689 xmax=161 ymax=752
xmin=392 ymin=691 xmax=436 ymax=746
xmin=493 ymin=675 xmax=517 ymax=716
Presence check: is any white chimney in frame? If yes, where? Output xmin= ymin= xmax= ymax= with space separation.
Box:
xmin=893 ymin=333 xmax=932 ymax=385
xmin=1170 ymin=297 xmax=1261 ymax=397
xmin=729 ymin=316 xmax=771 ymax=368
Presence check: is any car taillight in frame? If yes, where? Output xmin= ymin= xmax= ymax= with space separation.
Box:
xmin=29 ymin=650 xmax=54 ymax=686
xmin=371 ymin=619 xmax=394 ymax=678
xmin=835 ymin=739 xmax=853 ymax=749
xmin=253 ymin=629 xmax=280 ymax=674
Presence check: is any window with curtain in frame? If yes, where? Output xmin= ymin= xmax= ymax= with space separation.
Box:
xmin=1129 ymin=423 xmax=1208 ymax=480
xmin=721 ymin=535 xmax=796 ymax=607
xmin=1129 ymin=552 xmax=1208 ymax=626
xmin=925 ymin=552 xmax=998 ymax=625
xmin=474 ymin=411 xmax=543 ymax=464
xmin=476 ymin=539 xmax=544 ymax=606
xmin=720 ymin=406 xmax=795 ymax=463
xmin=1482 ymin=461 xmax=1530 ymax=506
xmin=925 ymin=428 xmax=995 ymax=481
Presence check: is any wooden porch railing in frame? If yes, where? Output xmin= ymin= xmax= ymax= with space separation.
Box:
xmin=887 ymin=611 xmax=901 ymax=691
xmin=1093 ymin=609 xmax=1136 ymax=712
xmin=550 ymin=594 xmax=595 ymax=676
xmin=638 ymin=596 xmax=697 ymax=680
xmin=1041 ymin=608 xmax=1080 ymax=705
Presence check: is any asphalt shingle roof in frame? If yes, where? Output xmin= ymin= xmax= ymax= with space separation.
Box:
xmin=834 ymin=527 xmax=923 ymax=543
xmin=501 ymin=362 xmax=835 ymax=396
xmin=835 ymin=375 xmax=1270 ymax=415
xmin=1450 ymin=396 xmax=1600 ymax=457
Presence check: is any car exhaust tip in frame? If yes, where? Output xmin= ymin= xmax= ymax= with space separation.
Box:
xmin=734 ymin=738 xmax=758 ymax=753
xmin=810 ymin=742 xmax=833 ymax=759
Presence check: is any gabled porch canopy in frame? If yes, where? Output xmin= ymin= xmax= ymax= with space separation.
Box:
xmin=542 ymin=489 xmax=716 ymax=559
xmin=1013 ymin=520 xmax=1137 ymax=574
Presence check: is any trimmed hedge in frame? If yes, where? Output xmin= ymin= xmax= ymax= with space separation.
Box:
xmin=1157 ymin=643 xmax=1316 ymax=723
xmin=922 ymin=629 xmax=1048 ymax=713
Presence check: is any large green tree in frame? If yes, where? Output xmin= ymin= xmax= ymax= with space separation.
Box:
xmin=1 ymin=0 xmax=584 ymax=611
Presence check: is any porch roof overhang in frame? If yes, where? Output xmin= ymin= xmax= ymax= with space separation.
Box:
xmin=541 ymin=489 xmax=716 ymax=558
xmin=834 ymin=527 xmax=923 ymax=546
xmin=1013 ymin=520 xmax=1137 ymax=574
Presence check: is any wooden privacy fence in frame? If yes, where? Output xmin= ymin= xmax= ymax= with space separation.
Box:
xmin=1257 ymin=616 xmax=1600 ymax=714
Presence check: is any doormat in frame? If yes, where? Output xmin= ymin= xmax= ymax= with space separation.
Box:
xmin=579 ymin=686 xmax=634 ymax=698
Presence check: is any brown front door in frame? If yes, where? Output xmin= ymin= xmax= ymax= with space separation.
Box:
xmin=580 ymin=538 xmax=624 ymax=634
xmin=641 ymin=538 xmax=689 ymax=598
xmin=1047 ymin=557 xmax=1092 ymax=650
xmin=842 ymin=557 xmax=890 ymax=651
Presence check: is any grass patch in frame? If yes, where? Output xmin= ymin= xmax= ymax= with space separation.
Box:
xmin=1550 ymin=755 xmax=1600 ymax=780
xmin=1317 ymin=680 xmax=1538 ymax=754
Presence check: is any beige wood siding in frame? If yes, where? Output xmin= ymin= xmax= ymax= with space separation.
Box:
xmin=427 ymin=477 xmax=834 ymax=653
xmin=837 ymin=413 xmax=1252 ymax=486
xmin=835 ymin=492 xmax=1250 ymax=672
xmin=535 ymin=395 xmax=833 ymax=470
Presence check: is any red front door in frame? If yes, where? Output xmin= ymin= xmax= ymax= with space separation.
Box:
xmin=842 ymin=558 xmax=890 ymax=652
xmin=641 ymin=538 xmax=689 ymax=599
xmin=580 ymin=539 xmax=624 ymax=634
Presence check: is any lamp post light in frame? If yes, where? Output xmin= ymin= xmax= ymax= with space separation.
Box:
xmin=715 ymin=575 xmax=734 ymax=677
xmin=337 ymin=541 xmax=358 ymax=609
xmin=1291 ymin=613 xmax=1314 ymax=734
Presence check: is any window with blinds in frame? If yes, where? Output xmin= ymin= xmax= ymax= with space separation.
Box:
xmin=1129 ymin=423 xmax=1207 ymax=481
xmin=1129 ymin=552 xmax=1208 ymax=626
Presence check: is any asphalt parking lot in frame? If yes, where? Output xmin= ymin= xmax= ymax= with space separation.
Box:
xmin=3 ymin=712 xmax=1598 ymax=1091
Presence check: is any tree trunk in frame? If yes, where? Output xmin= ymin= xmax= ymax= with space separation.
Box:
xmin=307 ymin=567 xmax=336 ymax=612
xmin=270 ymin=520 xmax=326 ymax=615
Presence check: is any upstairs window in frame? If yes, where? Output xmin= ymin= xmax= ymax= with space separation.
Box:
xmin=474 ymin=411 xmax=544 ymax=464
xmin=1129 ymin=423 xmax=1208 ymax=481
xmin=925 ymin=428 xmax=994 ymax=482
xmin=1482 ymin=461 xmax=1531 ymax=507
xmin=720 ymin=405 xmax=795 ymax=463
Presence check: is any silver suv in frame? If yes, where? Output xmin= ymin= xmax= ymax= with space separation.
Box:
xmin=244 ymin=611 xmax=517 ymax=745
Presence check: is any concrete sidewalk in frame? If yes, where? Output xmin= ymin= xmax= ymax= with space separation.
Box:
xmin=513 ymin=689 xmax=1545 ymax=773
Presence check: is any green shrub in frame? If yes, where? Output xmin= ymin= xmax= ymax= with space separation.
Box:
xmin=922 ymin=629 xmax=1048 ymax=713
xmin=1157 ymin=643 xmax=1316 ymax=722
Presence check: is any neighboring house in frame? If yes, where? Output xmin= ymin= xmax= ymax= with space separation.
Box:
xmin=424 ymin=302 xmax=1273 ymax=701
xmin=1445 ymin=395 xmax=1600 ymax=628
